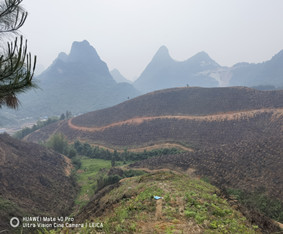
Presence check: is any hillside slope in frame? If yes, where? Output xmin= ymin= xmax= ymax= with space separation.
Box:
xmin=22 ymin=86 xmax=283 ymax=231
xmin=24 ymin=87 xmax=283 ymax=149
xmin=70 ymin=86 xmax=283 ymax=128
xmin=131 ymin=136 xmax=283 ymax=204
xmin=74 ymin=171 xmax=262 ymax=233
xmin=0 ymin=134 xmax=78 ymax=231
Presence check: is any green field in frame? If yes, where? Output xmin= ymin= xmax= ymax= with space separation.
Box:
xmin=74 ymin=156 xmax=111 ymax=210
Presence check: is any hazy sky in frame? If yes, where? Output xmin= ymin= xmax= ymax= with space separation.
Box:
xmin=21 ymin=0 xmax=283 ymax=81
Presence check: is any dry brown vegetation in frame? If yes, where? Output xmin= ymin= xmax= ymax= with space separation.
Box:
xmin=25 ymin=87 xmax=283 ymax=148
xmin=67 ymin=108 xmax=283 ymax=132
xmin=131 ymin=136 xmax=283 ymax=203
xmin=70 ymin=87 xmax=283 ymax=128
xmin=23 ymin=87 xmax=283 ymax=219
xmin=25 ymin=108 xmax=282 ymax=151
xmin=0 ymin=134 xmax=78 ymax=231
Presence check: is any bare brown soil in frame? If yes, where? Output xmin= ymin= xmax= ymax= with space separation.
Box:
xmin=275 ymin=221 xmax=283 ymax=229
xmin=155 ymin=199 xmax=163 ymax=220
xmin=63 ymin=155 xmax=73 ymax=176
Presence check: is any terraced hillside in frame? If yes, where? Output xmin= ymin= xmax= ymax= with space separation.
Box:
xmin=69 ymin=86 xmax=283 ymax=127
xmin=25 ymin=87 xmax=283 ymax=150
xmin=131 ymin=136 xmax=283 ymax=204
xmin=0 ymin=134 xmax=78 ymax=232
xmin=22 ymin=86 xmax=283 ymax=230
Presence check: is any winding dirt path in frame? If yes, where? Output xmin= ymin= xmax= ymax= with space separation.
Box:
xmin=68 ymin=108 xmax=283 ymax=133
xmin=66 ymin=108 xmax=283 ymax=153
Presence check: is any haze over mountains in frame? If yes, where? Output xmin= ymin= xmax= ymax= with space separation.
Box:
xmin=0 ymin=40 xmax=140 ymax=126
xmin=133 ymin=46 xmax=283 ymax=93
xmin=1 ymin=40 xmax=283 ymax=232
xmin=229 ymin=50 xmax=283 ymax=87
xmin=110 ymin=69 xmax=132 ymax=84
xmin=134 ymin=46 xmax=220 ymax=92
xmin=1 ymin=40 xmax=283 ymax=127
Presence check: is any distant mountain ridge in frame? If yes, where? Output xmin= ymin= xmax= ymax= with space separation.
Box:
xmin=1 ymin=43 xmax=283 ymax=127
xmin=229 ymin=49 xmax=283 ymax=87
xmin=133 ymin=46 xmax=283 ymax=93
xmin=0 ymin=40 xmax=140 ymax=126
xmin=110 ymin=69 xmax=132 ymax=83
xmin=134 ymin=46 xmax=220 ymax=93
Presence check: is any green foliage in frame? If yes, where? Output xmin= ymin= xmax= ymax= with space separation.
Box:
xmin=0 ymin=34 xmax=36 ymax=109
xmin=136 ymin=186 xmax=164 ymax=202
xmin=72 ymin=140 xmax=183 ymax=162
xmin=45 ymin=171 xmax=258 ymax=233
xmin=184 ymin=210 xmax=196 ymax=218
xmin=95 ymin=169 xmax=146 ymax=193
xmin=98 ymin=172 xmax=256 ymax=233
xmin=60 ymin=113 xmax=65 ymax=120
xmin=68 ymin=147 xmax=77 ymax=158
xmin=13 ymin=117 xmax=59 ymax=139
xmin=123 ymin=169 xmax=145 ymax=178
xmin=74 ymin=157 xmax=111 ymax=209
xmin=0 ymin=196 xmax=24 ymax=216
xmin=96 ymin=175 xmax=121 ymax=192
xmin=45 ymin=133 xmax=81 ymax=163
xmin=65 ymin=110 xmax=72 ymax=119
xmin=0 ymin=196 xmax=27 ymax=233
xmin=46 ymin=133 xmax=68 ymax=154
xmin=71 ymin=156 xmax=81 ymax=170
xmin=227 ymin=187 xmax=283 ymax=222
xmin=0 ymin=24 xmax=37 ymax=108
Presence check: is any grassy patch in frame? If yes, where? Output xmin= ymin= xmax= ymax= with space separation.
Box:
xmin=50 ymin=171 xmax=258 ymax=233
xmin=88 ymin=172 xmax=257 ymax=233
xmin=74 ymin=157 xmax=111 ymax=209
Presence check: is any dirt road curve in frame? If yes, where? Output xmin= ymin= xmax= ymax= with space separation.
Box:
xmin=68 ymin=108 xmax=283 ymax=132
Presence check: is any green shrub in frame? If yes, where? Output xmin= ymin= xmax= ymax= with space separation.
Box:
xmin=96 ymin=175 xmax=121 ymax=191
xmin=46 ymin=133 xmax=69 ymax=154
xmin=184 ymin=210 xmax=196 ymax=218
xmin=71 ymin=157 xmax=81 ymax=170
